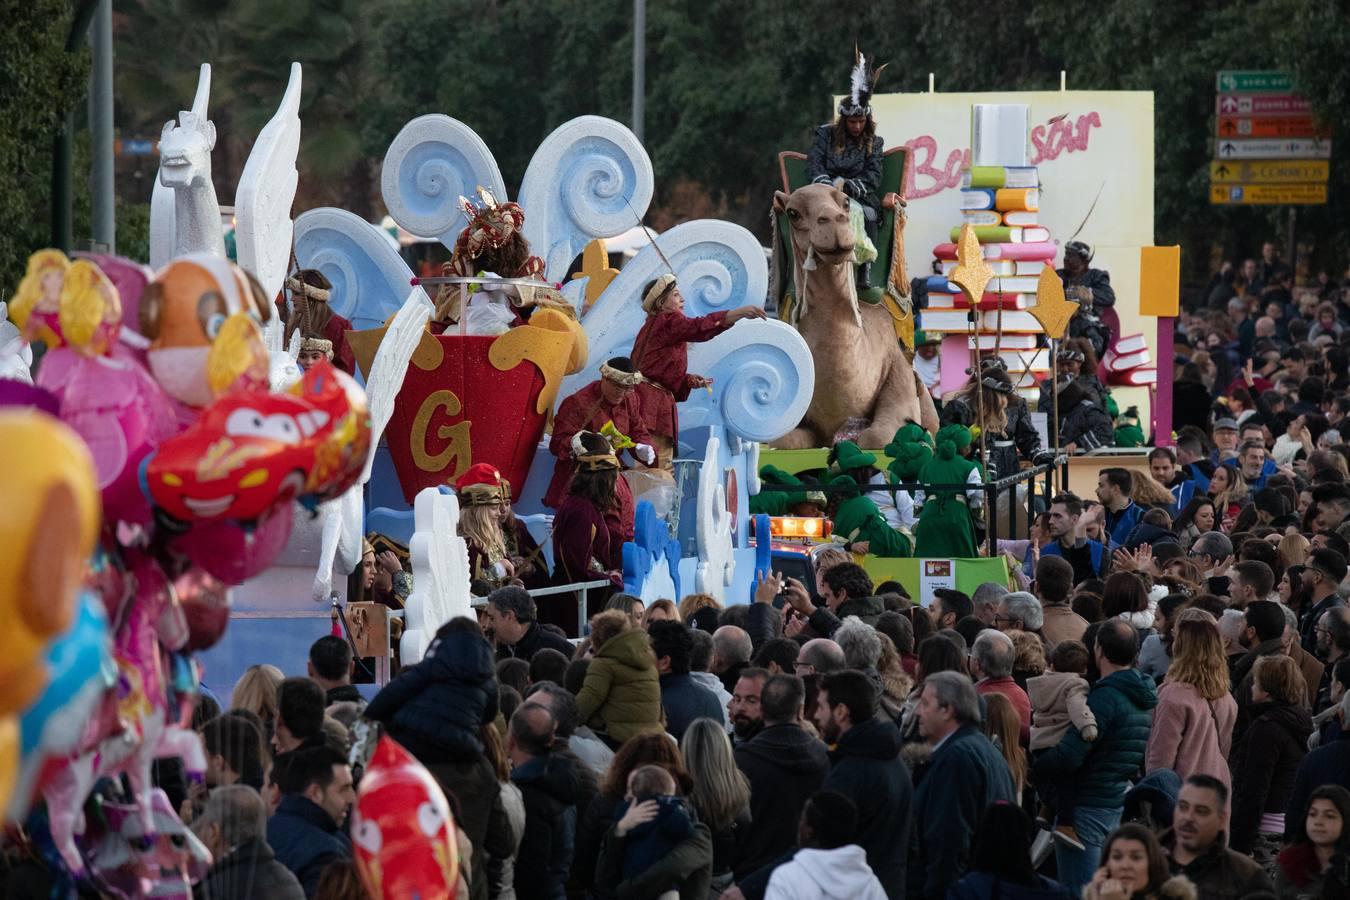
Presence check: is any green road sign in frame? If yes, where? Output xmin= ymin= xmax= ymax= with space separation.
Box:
xmin=1216 ymin=71 xmax=1294 ymax=93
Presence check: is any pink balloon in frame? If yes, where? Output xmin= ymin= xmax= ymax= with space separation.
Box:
xmin=172 ymin=568 xmax=231 ymax=651
xmin=37 ymin=347 xmax=179 ymax=527
xmin=73 ymin=252 xmax=153 ymax=337
xmin=171 ymin=502 xmax=294 ymax=584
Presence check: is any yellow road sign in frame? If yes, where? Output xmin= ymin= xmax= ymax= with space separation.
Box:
xmin=1209 ymin=183 xmax=1327 ymax=205
xmin=1209 ymin=160 xmax=1329 ymax=184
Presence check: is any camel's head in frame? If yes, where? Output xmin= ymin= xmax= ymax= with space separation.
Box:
xmin=774 ymin=184 xmax=855 ymax=267
xmin=158 ymin=111 xmax=216 ymax=188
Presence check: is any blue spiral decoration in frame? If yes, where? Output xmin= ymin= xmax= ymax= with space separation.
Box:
xmin=519 ymin=116 xmax=654 ymax=282
xmin=682 ymin=321 xmax=815 ymax=444
xmin=380 ymin=115 xmax=507 ymax=248
xmin=293 ymin=207 xmax=428 ymax=330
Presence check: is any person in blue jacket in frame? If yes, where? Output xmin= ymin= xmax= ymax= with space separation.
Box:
xmin=1096 ymin=468 xmax=1143 ymax=550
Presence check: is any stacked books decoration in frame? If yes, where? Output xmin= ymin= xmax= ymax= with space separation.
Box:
xmin=920 ymin=104 xmax=1056 ymax=400
xmin=1104 ymin=333 xmax=1156 ymax=386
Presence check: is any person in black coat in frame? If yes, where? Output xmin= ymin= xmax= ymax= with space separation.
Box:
xmin=194 ymin=785 xmax=305 ymax=900
xmin=1056 ymin=377 xmax=1115 ymax=453
xmin=650 ymin=621 xmax=725 ymax=741
xmin=486 ymin=585 xmax=576 ymax=661
xmin=365 ymin=618 xmax=498 ymax=764
xmin=266 ymin=747 xmax=354 ymax=899
xmin=1229 ymin=654 xmax=1313 ymax=857
xmin=811 ymin=670 xmax=912 ymax=898
xmin=733 ymin=674 xmax=830 ymax=879
xmin=508 ymin=704 xmax=583 ymax=900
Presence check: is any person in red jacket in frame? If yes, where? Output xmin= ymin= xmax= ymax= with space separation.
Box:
xmin=550 ymin=431 xmax=625 ymax=631
xmin=630 ymin=274 xmax=765 ymax=466
xmin=544 ymin=356 xmax=653 ymax=543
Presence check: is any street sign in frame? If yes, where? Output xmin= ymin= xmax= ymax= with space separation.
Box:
xmin=1216 ymin=116 xmax=1326 ymax=139
xmin=1216 ymin=70 xmax=1293 ymax=93
xmin=1210 ymin=183 xmax=1327 ymax=205
xmin=115 ymin=138 xmax=158 ymax=156
xmin=1209 ymin=159 xmax=1330 ymax=184
xmin=1215 ymin=138 xmax=1331 ymax=159
xmin=1216 ymin=94 xmax=1311 ymax=116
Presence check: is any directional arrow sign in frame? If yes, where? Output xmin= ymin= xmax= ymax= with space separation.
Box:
xmin=1215 ymin=94 xmax=1312 ymax=116
xmin=1216 ymin=116 xmax=1326 ymax=139
xmin=1214 ymin=138 xmax=1331 ymax=159
xmin=1210 ymin=183 xmax=1327 ymax=205
xmin=1219 ymin=96 xmax=1239 ymax=113
xmin=1216 ymin=71 xmax=1293 ymax=93
xmin=1209 ymin=159 xmax=1330 ymax=184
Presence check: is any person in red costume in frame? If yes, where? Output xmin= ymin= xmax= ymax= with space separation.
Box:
xmin=549 ymin=431 xmax=626 ymax=632
xmin=276 ymin=269 xmax=355 ymax=373
xmin=454 ymin=462 xmax=514 ymax=588
xmin=631 ymin=274 xmax=767 ymax=466
xmin=543 ymin=356 xmax=655 ymax=543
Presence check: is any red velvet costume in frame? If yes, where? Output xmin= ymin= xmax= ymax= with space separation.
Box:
xmin=542 ymin=381 xmax=651 ymax=541
xmin=273 ymin=294 xmax=355 ymax=374
xmin=632 ymin=309 xmax=732 ymax=446
xmin=548 ymin=494 xmax=623 ymax=630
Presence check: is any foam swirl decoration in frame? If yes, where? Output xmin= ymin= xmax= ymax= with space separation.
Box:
xmin=381 ymin=114 xmax=506 ymax=249
xmin=557 ymin=219 xmax=767 ymax=401
xmin=293 ymin=207 xmax=431 ymax=331
xmin=519 ymin=116 xmax=654 ymax=283
xmin=680 ymin=320 xmax=815 ymax=444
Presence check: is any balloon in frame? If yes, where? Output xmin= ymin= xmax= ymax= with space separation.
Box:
xmin=352 ymin=737 xmax=460 ymax=900
xmin=170 ymin=501 xmax=294 ymax=584
xmin=0 ymin=409 xmax=100 ymax=735
xmin=142 ymin=255 xmax=272 ymax=407
xmin=0 ymin=380 xmax=58 ymax=414
xmin=73 ymin=252 xmax=153 ymax=338
xmin=170 ymin=568 xmax=232 ymax=651
xmin=9 ymin=249 xmax=71 ymax=348
xmin=83 ymin=787 xmax=211 ymax=900
xmin=9 ymin=590 xmax=114 ymax=822
xmin=144 ymin=360 xmax=369 ymax=524
xmin=38 ymin=346 xmax=179 ymax=527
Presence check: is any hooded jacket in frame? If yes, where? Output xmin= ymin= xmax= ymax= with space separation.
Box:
xmin=1228 ymin=700 xmax=1313 ymax=853
xmin=511 ymin=751 xmax=583 ymax=900
xmin=822 ymin=717 xmax=911 ymax=898
xmin=734 ymin=723 xmax=830 ymax=878
xmin=764 ymin=844 xmax=888 ymax=900
xmin=1033 ymin=667 xmax=1158 ymax=809
xmin=575 ymin=628 xmax=663 ymax=743
xmin=365 ymin=629 xmax=497 ymax=763
xmin=1027 ymin=670 xmax=1096 ymax=752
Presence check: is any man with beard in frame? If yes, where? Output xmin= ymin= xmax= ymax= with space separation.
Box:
xmin=1314 ymin=609 xmax=1350 ymax=712
xmin=728 ymin=668 xmax=769 ymax=744
xmin=1166 ymin=775 xmax=1272 ymax=897
xmin=1039 ymin=492 xmax=1105 ymax=584
xmin=812 ymin=670 xmax=910 ymax=899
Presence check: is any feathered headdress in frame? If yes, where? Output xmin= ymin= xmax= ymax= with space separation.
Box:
xmin=838 ymin=49 xmax=887 ymax=117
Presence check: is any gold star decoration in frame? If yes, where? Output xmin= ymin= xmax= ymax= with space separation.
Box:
xmin=948 ymin=224 xmax=994 ymax=309
xmin=1030 ymin=267 xmax=1080 ymax=340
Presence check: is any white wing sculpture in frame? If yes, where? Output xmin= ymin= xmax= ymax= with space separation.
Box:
xmin=236 ymin=62 xmax=302 ymax=301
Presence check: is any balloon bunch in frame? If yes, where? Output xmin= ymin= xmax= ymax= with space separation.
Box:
xmin=0 ymin=250 xmax=371 ymax=896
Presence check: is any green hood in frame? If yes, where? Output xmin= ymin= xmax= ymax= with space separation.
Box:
xmin=597 ymin=628 xmax=655 ymax=671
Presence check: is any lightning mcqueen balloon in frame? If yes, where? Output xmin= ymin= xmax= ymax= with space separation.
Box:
xmin=144 ymin=360 xmax=370 ymax=523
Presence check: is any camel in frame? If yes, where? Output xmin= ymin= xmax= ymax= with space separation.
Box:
xmin=773 ymin=183 xmax=938 ymax=449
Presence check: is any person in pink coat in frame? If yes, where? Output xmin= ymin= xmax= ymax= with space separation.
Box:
xmin=1145 ymin=611 xmax=1238 ymax=790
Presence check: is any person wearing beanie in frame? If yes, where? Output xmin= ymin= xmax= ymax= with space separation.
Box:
xmin=914 ymin=424 xmax=983 ymax=558
xmin=749 ymin=465 xmax=828 ymax=518
xmin=630 ymin=273 xmax=765 ymax=467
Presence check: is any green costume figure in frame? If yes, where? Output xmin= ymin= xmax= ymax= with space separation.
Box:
xmin=884 ymin=422 xmax=934 ymax=485
xmin=913 ymin=424 xmax=983 ymax=559
xmin=749 ymin=465 xmax=827 ymax=517
xmin=1114 ymin=405 xmax=1146 ymax=448
xmin=828 ymin=442 xmax=912 ymax=557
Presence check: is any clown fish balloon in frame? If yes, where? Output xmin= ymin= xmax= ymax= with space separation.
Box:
xmin=352 ymin=737 xmax=459 ymax=900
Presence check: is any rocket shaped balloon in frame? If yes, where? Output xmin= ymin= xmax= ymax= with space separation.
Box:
xmin=351 ymin=737 xmax=460 ymax=900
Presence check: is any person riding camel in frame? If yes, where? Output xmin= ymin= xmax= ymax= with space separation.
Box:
xmin=630 ymin=274 xmax=766 ymax=467
xmin=807 ymin=51 xmax=889 ymax=291
xmin=1058 ymin=240 xmax=1117 ymax=357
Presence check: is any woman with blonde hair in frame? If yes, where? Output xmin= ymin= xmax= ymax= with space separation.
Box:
xmin=982 ymin=691 xmax=1028 ymax=797
xmin=680 ymin=718 xmax=750 ymax=894
xmin=644 ymin=598 xmax=679 ymax=626
xmin=1278 ymin=532 xmax=1310 ymax=571
xmin=1145 ymin=610 xmax=1237 ymax=788
xmin=1206 ymin=463 xmax=1248 ymax=527
xmin=230 ymin=664 xmax=284 ymax=745
xmin=1007 ymin=629 xmax=1046 ymax=693
xmin=1130 ymin=469 xmax=1178 ymax=511
xmin=456 ymin=464 xmax=514 ymax=587
xmin=677 ymin=592 xmax=722 ymax=625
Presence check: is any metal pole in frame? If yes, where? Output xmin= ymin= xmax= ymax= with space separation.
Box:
xmin=89 ymin=0 xmax=115 ymax=250
xmin=52 ymin=112 xmax=74 ymax=252
xmin=632 ymin=0 xmax=645 ymax=143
